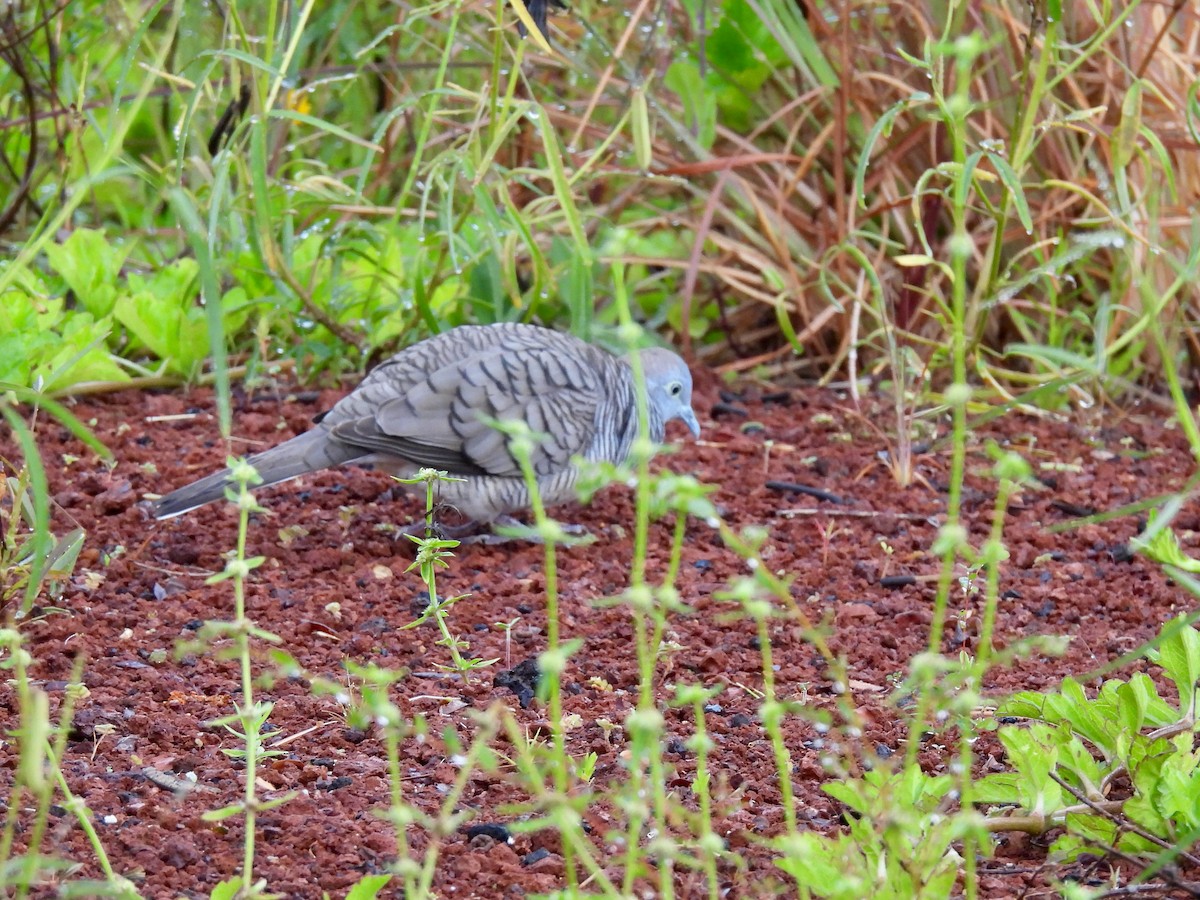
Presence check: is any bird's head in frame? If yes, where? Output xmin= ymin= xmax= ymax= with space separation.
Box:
xmin=639 ymin=347 xmax=701 ymax=439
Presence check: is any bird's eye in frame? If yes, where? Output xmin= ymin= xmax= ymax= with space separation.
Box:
xmin=669 ymin=382 xmax=682 ymax=396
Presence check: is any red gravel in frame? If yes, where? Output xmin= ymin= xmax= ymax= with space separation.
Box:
xmin=2 ymin=377 xmax=1196 ymax=898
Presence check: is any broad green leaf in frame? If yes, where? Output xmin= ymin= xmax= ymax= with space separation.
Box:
xmin=1045 ymin=677 xmax=1120 ymax=760
xmin=208 ymin=878 xmax=243 ymax=900
xmin=39 ymin=315 xmax=130 ymax=391
xmin=114 ymin=259 xmax=208 ymax=377
xmin=774 ymin=833 xmax=864 ymax=898
xmin=1115 ymin=675 xmax=1175 ymax=731
xmin=1053 ymin=815 xmax=1117 ymax=860
xmin=1150 ymin=616 xmax=1200 ymax=712
xmin=345 ymin=875 xmax=392 ymax=900
xmin=43 ymin=229 xmax=131 ymax=318
xmin=984 ymin=151 xmax=1033 ymax=233
xmin=665 ymin=60 xmax=717 ymax=150
xmin=996 ymin=725 xmax=1062 ymax=814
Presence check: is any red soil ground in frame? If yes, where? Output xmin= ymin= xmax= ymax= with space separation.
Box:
xmin=3 ymin=375 xmax=1197 ymax=898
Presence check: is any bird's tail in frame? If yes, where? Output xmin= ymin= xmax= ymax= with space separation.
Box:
xmin=153 ymin=429 xmax=360 ymax=519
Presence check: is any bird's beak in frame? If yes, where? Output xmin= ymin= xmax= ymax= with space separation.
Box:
xmin=682 ymin=407 xmax=701 ymax=438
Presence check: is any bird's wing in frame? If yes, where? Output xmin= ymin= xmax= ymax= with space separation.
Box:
xmin=328 ymin=345 xmax=602 ymax=478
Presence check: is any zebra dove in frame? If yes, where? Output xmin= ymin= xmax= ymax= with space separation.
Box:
xmin=153 ymin=323 xmax=700 ymax=524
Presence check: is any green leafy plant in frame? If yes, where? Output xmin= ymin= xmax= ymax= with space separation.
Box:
xmin=112 ymin=259 xmax=253 ymax=380
xmin=0 ymin=391 xmax=109 ymax=614
xmin=777 ymin=767 xmax=980 ymax=899
xmin=42 ymin=229 xmax=131 ymax=319
xmin=0 ymin=288 xmax=129 ymax=392
xmin=0 ymin=466 xmax=84 ymax=614
xmin=979 ymin=616 xmax=1200 ymax=870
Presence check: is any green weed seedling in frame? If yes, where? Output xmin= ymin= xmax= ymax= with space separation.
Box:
xmin=493 ymin=616 xmax=522 ymax=668
xmin=1131 ymin=507 xmax=1200 ymax=575
xmin=194 ymin=457 xmax=288 ymax=899
xmin=0 ymin=467 xmax=84 ymax=615
xmin=0 ymin=408 xmax=130 ymax=895
xmin=397 ymin=468 xmax=499 ymax=680
xmin=316 ymin=660 xmax=500 ymax=900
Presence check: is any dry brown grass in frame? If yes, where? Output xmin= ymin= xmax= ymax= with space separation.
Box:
xmin=541 ymin=0 xmax=1200 ymax=397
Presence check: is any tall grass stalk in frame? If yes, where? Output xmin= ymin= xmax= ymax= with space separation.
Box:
xmin=953 ymin=451 xmax=1029 ymax=894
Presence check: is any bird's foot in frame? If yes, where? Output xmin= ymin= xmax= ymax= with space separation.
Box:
xmin=398 ymin=517 xmax=483 ymax=542
xmin=398 ymin=514 xmax=593 ymax=545
xmin=460 ymin=515 xmax=594 ymax=546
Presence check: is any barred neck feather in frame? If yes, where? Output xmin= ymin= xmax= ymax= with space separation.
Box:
xmin=586 ymin=358 xmax=666 ymax=465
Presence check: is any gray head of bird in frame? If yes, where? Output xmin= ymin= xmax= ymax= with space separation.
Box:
xmin=638 ymin=347 xmax=701 ymax=439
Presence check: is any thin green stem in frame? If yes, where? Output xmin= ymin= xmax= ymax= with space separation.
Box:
xmin=689 ymin=695 xmax=721 ymax=900
xmin=508 ymin=446 xmax=578 ymax=890
xmin=756 ymin=615 xmax=798 ymax=834
xmin=234 ymin=486 xmax=259 ymax=889
xmin=384 ymin=725 xmax=417 ymax=892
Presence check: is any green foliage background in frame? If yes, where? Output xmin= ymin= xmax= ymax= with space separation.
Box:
xmin=1 ymin=0 xmax=1195 ymax=407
